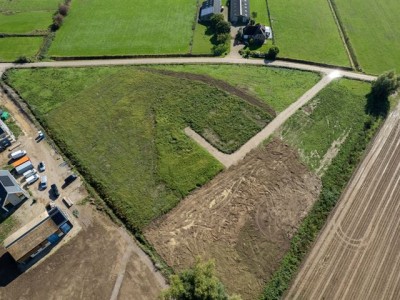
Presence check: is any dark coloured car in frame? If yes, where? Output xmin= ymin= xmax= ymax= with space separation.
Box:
xmin=62 ymin=174 xmax=77 ymax=189
xmin=51 ymin=184 xmax=60 ymax=198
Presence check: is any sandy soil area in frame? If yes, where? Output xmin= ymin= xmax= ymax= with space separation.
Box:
xmin=145 ymin=139 xmax=321 ymax=299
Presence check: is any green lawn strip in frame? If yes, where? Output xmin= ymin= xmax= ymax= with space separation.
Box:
xmin=267 ymin=0 xmax=349 ymax=66
xmin=262 ymin=79 xmax=382 ymax=299
xmin=334 ymin=0 xmax=400 ymax=74
xmin=0 ymin=11 xmax=53 ymax=34
xmin=151 ymin=64 xmax=321 ymax=112
xmin=249 ymin=0 xmax=270 ymax=25
xmin=49 ymin=0 xmax=197 ymax=57
xmin=5 ymin=66 xmax=272 ymax=229
xmin=191 ymin=22 xmax=213 ymax=55
xmin=0 ymin=216 xmax=17 ymax=244
xmin=0 ymin=0 xmax=59 ymax=12
xmin=0 ymin=37 xmax=43 ymax=61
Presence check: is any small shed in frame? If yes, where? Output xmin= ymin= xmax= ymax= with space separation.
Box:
xmin=199 ymin=0 xmax=221 ymax=22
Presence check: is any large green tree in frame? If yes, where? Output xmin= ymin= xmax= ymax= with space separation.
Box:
xmin=161 ymin=259 xmax=240 ymax=300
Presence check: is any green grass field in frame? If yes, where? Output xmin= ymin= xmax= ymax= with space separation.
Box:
xmin=0 ymin=37 xmax=43 ymax=61
xmin=153 ymin=65 xmax=321 ymax=112
xmin=49 ymin=0 xmax=198 ymax=57
xmin=267 ymin=0 xmax=349 ymax=66
xmin=0 ymin=11 xmax=53 ymax=34
xmin=280 ymin=78 xmax=373 ymax=170
xmin=6 ymin=66 xmax=273 ymax=229
xmin=191 ymin=23 xmax=213 ymax=55
xmin=334 ymin=0 xmax=400 ymax=74
xmin=250 ymin=0 xmax=270 ymax=25
xmin=0 ymin=216 xmax=16 ymax=244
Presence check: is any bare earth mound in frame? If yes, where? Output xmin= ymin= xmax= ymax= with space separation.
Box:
xmin=145 ymin=139 xmax=321 ymax=299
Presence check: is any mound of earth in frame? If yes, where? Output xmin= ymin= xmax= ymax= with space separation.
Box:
xmin=145 ymin=139 xmax=321 ymax=299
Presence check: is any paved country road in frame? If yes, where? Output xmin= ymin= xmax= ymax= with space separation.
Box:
xmin=0 ymin=57 xmax=376 ymax=82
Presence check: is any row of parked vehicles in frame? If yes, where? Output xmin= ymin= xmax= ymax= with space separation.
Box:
xmin=9 ymin=149 xmax=78 ymax=199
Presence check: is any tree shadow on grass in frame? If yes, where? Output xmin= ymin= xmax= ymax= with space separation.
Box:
xmin=365 ymin=93 xmax=390 ymax=118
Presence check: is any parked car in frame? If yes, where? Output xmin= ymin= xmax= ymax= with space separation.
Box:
xmin=37 ymin=131 xmax=45 ymax=141
xmin=0 ymin=138 xmax=11 ymax=151
xmin=26 ymin=174 xmax=39 ymax=185
xmin=23 ymin=168 xmax=37 ymax=179
xmin=10 ymin=150 xmax=26 ymax=160
xmin=62 ymin=174 xmax=78 ymax=189
xmin=38 ymin=161 xmax=46 ymax=172
xmin=51 ymin=184 xmax=60 ymax=198
xmin=40 ymin=176 xmax=48 ymax=190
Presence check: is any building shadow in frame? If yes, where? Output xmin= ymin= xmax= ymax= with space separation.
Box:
xmin=0 ymin=252 xmax=22 ymax=287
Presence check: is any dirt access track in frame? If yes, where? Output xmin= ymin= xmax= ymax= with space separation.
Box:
xmin=0 ymin=92 xmax=165 ymax=300
xmin=145 ymin=139 xmax=321 ymax=300
xmin=286 ymin=103 xmax=400 ymax=299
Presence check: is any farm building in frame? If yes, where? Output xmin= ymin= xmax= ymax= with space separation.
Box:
xmin=229 ymin=0 xmax=250 ymax=24
xmin=199 ymin=0 xmax=221 ymax=22
xmin=0 ymin=170 xmax=29 ymax=213
xmin=3 ymin=206 xmax=72 ymax=263
xmin=242 ymin=24 xmax=272 ymax=46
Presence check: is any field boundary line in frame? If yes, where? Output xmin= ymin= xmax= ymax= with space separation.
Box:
xmin=326 ymin=0 xmax=355 ymax=70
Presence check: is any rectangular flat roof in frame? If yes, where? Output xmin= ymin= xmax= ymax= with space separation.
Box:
xmin=4 ymin=211 xmax=59 ymax=261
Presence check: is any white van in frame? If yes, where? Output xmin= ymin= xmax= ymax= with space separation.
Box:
xmin=10 ymin=150 xmax=26 ymax=160
xmin=40 ymin=176 xmax=48 ymax=190
xmin=23 ymin=168 xmax=37 ymax=179
xmin=26 ymin=174 xmax=39 ymax=185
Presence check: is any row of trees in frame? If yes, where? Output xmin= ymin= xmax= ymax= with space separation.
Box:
xmin=208 ymin=14 xmax=231 ymax=56
xmin=52 ymin=0 xmax=71 ymax=31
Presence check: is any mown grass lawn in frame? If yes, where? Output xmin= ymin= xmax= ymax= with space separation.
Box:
xmin=249 ymin=0 xmax=270 ymax=25
xmin=0 ymin=37 xmax=43 ymax=61
xmin=6 ymin=66 xmax=272 ymax=229
xmin=280 ymin=78 xmax=374 ymax=170
xmin=191 ymin=23 xmax=213 ymax=55
xmin=334 ymin=0 xmax=400 ymax=74
xmin=267 ymin=0 xmax=349 ymax=66
xmin=0 ymin=11 xmax=53 ymax=34
xmin=152 ymin=64 xmax=321 ymax=112
xmin=49 ymin=0 xmax=198 ymax=57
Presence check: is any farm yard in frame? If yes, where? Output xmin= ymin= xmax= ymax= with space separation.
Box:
xmin=333 ymin=0 xmax=400 ymax=74
xmin=267 ymin=0 xmax=349 ymax=67
xmin=0 ymin=0 xmax=58 ymax=61
xmin=49 ymin=0 xmax=198 ymax=57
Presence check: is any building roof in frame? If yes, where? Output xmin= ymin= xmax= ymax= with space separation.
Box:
xmin=4 ymin=211 xmax=59 ymax=261
xmin=200 ymin=0 xmax=221 ymax=17
xmin=230 ymin=0 xmax=250 ymax=19
xmin=0 ymin=170 xmax=26 ymax=203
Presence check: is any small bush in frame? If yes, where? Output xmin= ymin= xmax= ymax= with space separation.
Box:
xmin=212 ymin=43 xmax=228 ymax=56
xmin=265 ymin=46 xmax=280 ymax=60
xmin=52 ymin=13 xmax=64 ymax=31
xmin=216 ymin=33 xmax=230 ymax=44
xmin=58 ymin=4 xmax=69 ymax=16
xmin=14 ymin=56 xmax=32 ymax=64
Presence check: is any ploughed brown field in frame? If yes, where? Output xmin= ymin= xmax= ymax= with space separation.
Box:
xmin=145 ymin=139 xmax=321 ymax=299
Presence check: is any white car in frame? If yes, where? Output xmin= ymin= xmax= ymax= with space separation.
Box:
xmin=26 ymin=174 xmax=39 ymax=185
xmin=10 ymin=150 xmax=26 ymax=160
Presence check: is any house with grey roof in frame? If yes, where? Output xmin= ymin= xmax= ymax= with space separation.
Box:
xmin=229 ymin=0 xmax=250 ymax=24
xmin=199 ymin=0 xmax=222 ymax=22
xmin=0 ymin=170 xmax=29 ymax=213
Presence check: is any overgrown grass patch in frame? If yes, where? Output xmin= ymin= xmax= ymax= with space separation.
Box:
xmin=262 ymin=79 xmax=382 ymax=299
xmin=0 ymin=216 xmax=16 ymax=244
xmin=49 ymin=0 xmax=198 ymax=57
xmin=152 ymin=64 xmax=321 ymax=112
xmin=5 ymin=66 xmax=272 ymax=229
xmin=267 ymin=0 xmax=349 ymax=66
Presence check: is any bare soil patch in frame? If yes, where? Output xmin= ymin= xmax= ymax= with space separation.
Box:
xmin=145 ymin=139 xmax=321 ymax=299
xmin=0 ymin=211 xmax=164 ymax=300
